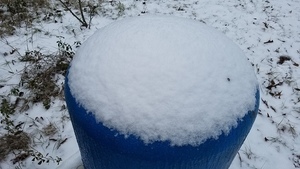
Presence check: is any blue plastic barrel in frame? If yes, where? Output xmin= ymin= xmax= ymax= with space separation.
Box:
xmin=64 ymin=15 xmax=260 ymax=169
xmin=65 ymin=75 xmax=259 ymax=169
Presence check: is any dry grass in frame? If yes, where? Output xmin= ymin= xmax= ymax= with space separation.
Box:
xmin=20 ymin=46 xmax=72 ymax=110
xmin=0 ymin=0 xmax=49 ymax=36
xmin=0 ymin=131 xmax=31 ymax=161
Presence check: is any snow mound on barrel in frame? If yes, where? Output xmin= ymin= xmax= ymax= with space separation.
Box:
xmin=68 ymin=15 xmax=258 ymax=146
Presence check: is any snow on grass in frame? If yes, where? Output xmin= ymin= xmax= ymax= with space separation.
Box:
xmin=0 ymin=0 xmax=300 ymax=168
xmin=68 ymin=15 xmax=258 ymax=146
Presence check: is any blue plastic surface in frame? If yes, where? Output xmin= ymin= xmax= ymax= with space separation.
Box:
xmin=65 ymin=75 xmax=260 ymax=169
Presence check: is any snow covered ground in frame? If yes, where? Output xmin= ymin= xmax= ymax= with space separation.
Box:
xmin=0 ymin=0 xmax=300 ymax=169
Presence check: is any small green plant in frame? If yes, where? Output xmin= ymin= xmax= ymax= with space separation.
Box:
xmin=57 ymin=40 xmax=76 ymax=58
xmin=116 ymin=1 xmax=125 ymax=17
xmin=30 ymin=150 xmax=62 ymax=165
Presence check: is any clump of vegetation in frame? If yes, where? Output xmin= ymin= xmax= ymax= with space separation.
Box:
xmin=0 ymin=38 xmax=77 ymax=166
xmin=0 ymin=98 xmax=16 ymax=133
xmin=0 ymin=131 xmax=31 ymax=162
xmin=0 ymin=96 xmax=31 ymax=163
xmin=20 ymin=40 xmax=75 ymax=110
xmin=0 ymin=0 xmax=49 ymax=36
xmin=0 ymin=128 xmax=62 ymax=165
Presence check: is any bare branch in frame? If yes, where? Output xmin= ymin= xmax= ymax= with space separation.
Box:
xmin=58 ymin=0 xmax=88 ymax=27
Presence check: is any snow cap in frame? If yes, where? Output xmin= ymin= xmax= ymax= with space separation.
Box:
xmin=68 ymin=15 xmax=258 ymax=146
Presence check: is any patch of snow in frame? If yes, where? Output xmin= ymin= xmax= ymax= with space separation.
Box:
xmin=68 ymin=15 xmax=258 ymax=146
